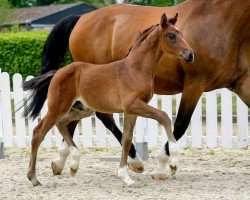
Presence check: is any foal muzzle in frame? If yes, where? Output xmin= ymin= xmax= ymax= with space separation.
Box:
xmin=181 ymin=49 xmax=195 ymax=63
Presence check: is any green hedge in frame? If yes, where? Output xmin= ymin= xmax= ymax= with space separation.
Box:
xmin=0 ymin=31 xmax=72 ymax=78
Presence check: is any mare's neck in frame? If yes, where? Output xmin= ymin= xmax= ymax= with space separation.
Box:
xmin=126 ymin=27 xmax=163 ymax=78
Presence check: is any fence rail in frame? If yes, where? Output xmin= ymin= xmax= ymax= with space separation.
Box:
xmin=0 ymin=72 xmax=249 ymax=148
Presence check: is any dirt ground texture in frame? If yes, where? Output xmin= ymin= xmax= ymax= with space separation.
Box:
xmin=0 ymin=147 xmax=249 ymax=200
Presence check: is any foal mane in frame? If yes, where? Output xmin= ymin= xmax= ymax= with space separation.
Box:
xmin=123 ymin=24 xmax=159 ymax=58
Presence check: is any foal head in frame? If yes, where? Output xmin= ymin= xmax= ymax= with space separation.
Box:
xmin=159 ymin=13 xmax=194 ymax=63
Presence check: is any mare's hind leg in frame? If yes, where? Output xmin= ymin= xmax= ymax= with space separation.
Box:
xmin=27 ymin=112 xmax=61 ymax=186
xmin=96 ymin=112 xmax=144 ymax=173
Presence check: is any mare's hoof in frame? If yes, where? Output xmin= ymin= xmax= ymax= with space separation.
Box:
xmin=70 ymin=167 xmax=78 ymax=177
xmin=51 ymin=161 xmax=63 ymax=175
xmin=170 ymin=165 xmax=177 ymax=175
xmin=151 ymin=172 xmax=167 ymax=180
xmin=128 ymin=162 xmax=144 ymax=173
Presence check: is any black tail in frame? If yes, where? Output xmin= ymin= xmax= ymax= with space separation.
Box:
xmin=23 ymin=70 xmax=57 ymax=120
xmin=41 ymin=15 xmax=81 ymax=75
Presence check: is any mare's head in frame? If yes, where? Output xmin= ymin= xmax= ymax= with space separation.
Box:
xmin=159 ymin=13 xmax=194 ymax=63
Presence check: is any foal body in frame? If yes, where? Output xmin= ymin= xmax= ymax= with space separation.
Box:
xmin=26 ymin=14 xmax=194 ymax=186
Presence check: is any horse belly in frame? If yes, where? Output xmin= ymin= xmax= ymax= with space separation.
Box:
xmin=78 ymin=76 xmax=123 ymax=113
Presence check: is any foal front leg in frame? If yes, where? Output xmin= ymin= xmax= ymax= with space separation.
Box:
xmin=96 ymin=112 xmax=144 ymax=173
xmin=118 ymin=114 xmax=137 ymax=186
xmin=125 ymin=99 xmax=177 ymax=180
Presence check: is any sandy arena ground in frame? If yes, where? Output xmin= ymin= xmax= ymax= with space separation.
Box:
xmin=0 ymin=147 xmax=249 ymax=200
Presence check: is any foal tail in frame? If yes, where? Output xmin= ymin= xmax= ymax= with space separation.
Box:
xmin=23 ymin=71 xmax=57 ymax=120
xmin=41 ymin=15 xmax=80 ymax=75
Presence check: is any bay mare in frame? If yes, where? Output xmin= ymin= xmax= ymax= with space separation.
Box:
xmin=35 ymin=0 xmax=250 ymax=176
xmin=24 ymin=14 xmax=194 ymax=186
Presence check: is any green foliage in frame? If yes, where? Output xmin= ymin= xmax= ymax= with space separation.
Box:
xmin=124 ymin=0 xmax=184 ymax=6
xmin=0 ymin=0 xmax=12 ymax=8
xmin=8 ymin=0 xmax=36 ymax=7
xmin=54 ymin=0 xmax=115 ymax=8
xmin=0 ymin=31 xmax=73 ymax=78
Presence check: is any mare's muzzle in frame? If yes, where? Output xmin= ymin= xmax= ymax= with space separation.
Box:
xmin=181 ymin=49 xmax=195 ymax=63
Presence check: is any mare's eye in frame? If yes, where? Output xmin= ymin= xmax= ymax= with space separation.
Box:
xmin=168 ymin=33 xmax=176 ymax=42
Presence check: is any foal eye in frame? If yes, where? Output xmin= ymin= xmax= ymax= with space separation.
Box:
xmin=168 ymin=33 xmax=176 ymax=42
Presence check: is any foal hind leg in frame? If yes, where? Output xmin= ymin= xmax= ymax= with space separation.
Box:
xmin=27 ymin=112 xmax=61 ymax=186
xmin=96 ymin=112 xmax=144 ymax=173
xmin=51 ymin=102 xmax=93 ymax=175
xmin=51 ymin=120 xmax=79 ymax=175
xmin=56 ymin=121 xmax=81 ymax=177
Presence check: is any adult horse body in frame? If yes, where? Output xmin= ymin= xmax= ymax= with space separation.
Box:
xmin=41 ymin=0 xmax=250 ymax=176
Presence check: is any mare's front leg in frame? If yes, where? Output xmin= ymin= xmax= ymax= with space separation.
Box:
xmin=164 ymin=84 xmax=204 ymax=176
xmin=96 ymin=112 xmax=144 ymax=173
xmin=118 ymin=114 xmax=137 ymax=186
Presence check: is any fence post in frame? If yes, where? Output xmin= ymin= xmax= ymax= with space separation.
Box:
xmin=206 ymin=91 xmax=218 ymax=148
xmin=221 ymin=89 xmax=232 ymax=148
xmin=162 ymin=95 xmax=172 ymax=145
xmin=0 ymin=68 xmax=3 ymax=141
xmin=95 ymin=114 xmax=107 ymax=147
xmin=1 ymin=72 xmax=13 ymax=147
xmin=81 ymin=116 xmax=93 ymax=147
xmin=147 ymin=95 xmax=158 ymax=147
xmin=13 ymin=74 xmax=26 ymax=147
xmin=236 ymin=96 xmax=248 ymax=148
xmin=0 ymin=68 xmax=4 ymax=158
xmin=191 ymin=97 xmax=202 ymax=147
xmin=136 ymin=116 xmax=148 ymax=161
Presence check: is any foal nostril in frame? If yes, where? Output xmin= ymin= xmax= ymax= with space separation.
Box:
xmin=188 ymin=53 xmax=194 ymax=63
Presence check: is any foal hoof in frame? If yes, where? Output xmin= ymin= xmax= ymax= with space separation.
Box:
xmin=32 ymin=180 xmax=42 ymax=187
xmin=170 ymin=165 xmax=177 ymax=175
xmin=151 ymin=171 xmax=167 ymax=180
xmin=128 ymin=162 xmax=144 ymax=173
xmin=70 ymin=167 xmax=78 ymax=177
xmin=51 ymin=161 xmax=63 ymax=175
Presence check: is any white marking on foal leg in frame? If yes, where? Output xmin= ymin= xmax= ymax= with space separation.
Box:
xmin=151 ymin=147 xmax=169 ymax=180
xmin=51 ymin=141 xmax=70 ymax=175
xmin=128 ymin=153 xmax=144 ymax=173
xmin=69 ymin=146 xmax=81 ymax=176
xmin=118 ymin=166 xmax=135 ymax=186
xmin=169 ymin=142 xmax=180 ymax=175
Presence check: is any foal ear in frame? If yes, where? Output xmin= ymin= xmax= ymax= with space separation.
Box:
xmin=168 ymin=13 xmax=178 ymax=25
xmin=161 ymin=13 xmax=168 ymax=29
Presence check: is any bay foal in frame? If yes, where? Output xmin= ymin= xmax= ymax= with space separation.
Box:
xmin=25 ymin=13 xmax=194 ymax=186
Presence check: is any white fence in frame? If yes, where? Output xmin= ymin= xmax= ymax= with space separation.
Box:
xmin=0 ymin=72 xmax=249 ymax=148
